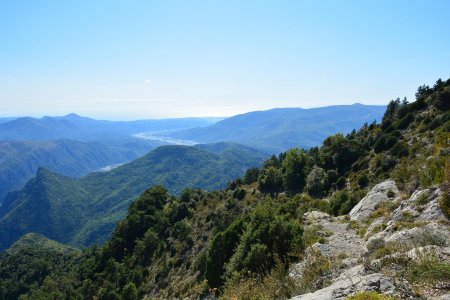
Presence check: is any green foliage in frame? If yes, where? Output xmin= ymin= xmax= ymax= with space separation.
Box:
xmin=206 ymin=219 xmax=245 ymax=288
xmin=282 ymin=148 xmax=310 ymax=193
xmin=0 ymin=143 xmax=267 ymax=251
xmin=357 ymin=174 xmax=369 ymax=188
xmin=232 ymin=188 xmax=246 ymax=200
xmin=258 ymin=166 xmax=283 ymax=193
xmin=306 ymin=166 xmax=328 ymax=198
xmin=329 ymin=191 xmax=359 ymax=216
xmin=4 ymin=79 xmax=450 ymax=299
xmin=243 ymin=167 xmax=260 ymax=184
xmin=122 ymin=282 xmax=138 ymax=300
xmin=404 ymin=252 xmax=450 ymax=285
xmin=439 ymin=191 xmax=450 ymax=219
xmin=224 ymin=198 xmax=304 ymax=280
xmin=0 ymin=233 xmax=79 ymax=300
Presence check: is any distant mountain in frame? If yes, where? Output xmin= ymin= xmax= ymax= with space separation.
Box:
xmin=0 ymin=118 xmax=16 ymax=124
xmin=0 ymin=114 xmax=221 ymax=141
xmin=0 ymin=143 xmax=268 ymax=250
xmin=0 ymin=138 xmax=164 ymax=202
xmin=168 ymin=104 xmax=385 ymax=152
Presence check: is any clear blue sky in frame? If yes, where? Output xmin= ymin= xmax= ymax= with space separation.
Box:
xmin=1 ymin=0 xmax=449 ymax=119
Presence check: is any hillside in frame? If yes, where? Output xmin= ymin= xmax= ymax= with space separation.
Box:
xmin=9 ymin=79 xmax=449 ymax=300
xmin=0 ymin=138 xmax=163 ymax=202
xmin=0 ymin=143 xmax=268 ymax=250
xmin=0 ymin=113 xmax=220 ymax=141
xmin=0 ymin=233 xmax=79 ymax=300
xmin=169 ymin=104 xmax=385 ymax=152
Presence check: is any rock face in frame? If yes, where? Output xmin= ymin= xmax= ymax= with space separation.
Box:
xmin=349 ymin=180 xmax=398 ymax=222
xmin=289 ymin=180 xmax=450 ymax=300
xmin=291 ymin=266 xmax=396 ymax=300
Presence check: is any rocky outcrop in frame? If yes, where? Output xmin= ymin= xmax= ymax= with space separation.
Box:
xmin=349 ymin=180 xmax=398 ymax=222
xmin=291 ymin=266 xmax=398 ymax=300
xmin=289 ymin=180 xmax=450 ymax=300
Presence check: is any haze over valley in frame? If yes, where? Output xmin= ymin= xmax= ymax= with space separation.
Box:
xmin=0 ymin=1 xmax=449 ymax=299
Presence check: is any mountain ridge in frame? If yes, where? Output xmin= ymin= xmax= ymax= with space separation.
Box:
xmin=168 ymin=104 xmax=386 ymax=152
xmin=0 ymin=142 xmax=269 ymax=250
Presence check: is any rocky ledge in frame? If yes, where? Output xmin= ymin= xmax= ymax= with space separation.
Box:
xmin=289 ymin=180 xmax=450 ymax=299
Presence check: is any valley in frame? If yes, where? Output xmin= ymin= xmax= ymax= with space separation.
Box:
xmin=0 ymin=79 xmax=448 ymax=299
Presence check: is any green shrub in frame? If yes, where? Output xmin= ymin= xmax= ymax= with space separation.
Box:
xmin=336 ymin=177 xmax=346 ymax=189
xmin=243 ymin=167 xmax=260 ymax=184
xmin=357 ymin=174 xmax=369 ymax=188
xmin=258 ymin=166 xmax=283 ymax=193
xmin=329 ymin=191 xmax=358 ymax=216
xmin=404 ymin=252 xmax=450 ymax=285
xmin=439 ymin=192 xmax=450 ymax=219
xmin=232 ymin=188 xmax=246 ymax=200
xmin=206 ymin=219 xmax=244 ymax=288
xmin=122 ymin=282 xmax=138 ymax=300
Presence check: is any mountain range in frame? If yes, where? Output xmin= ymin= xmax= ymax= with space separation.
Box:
xmin=0 ymin=113 xmax=221 ymax=141
xmin=3 ymin=79 xmax=448 ymax=300
xmin=168 ymin=104 xmax=385 ymax=152
xmin=0 ymin=142 xmax=268 ymax=250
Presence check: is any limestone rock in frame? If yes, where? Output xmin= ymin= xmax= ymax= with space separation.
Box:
xmin=290 ymin=266 xmax=396 ymax=300
xmin=349 ymin=180 xmax=398 ymax=222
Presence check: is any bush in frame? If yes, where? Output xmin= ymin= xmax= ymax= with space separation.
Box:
xmin=282 ymin=148 xmax=310 ymax=193
xmin=224 ymin=200 xmax=304 ymax=280
xmin=258 ymin=167 xmax=283 ymax=193
xmin=329 ymin=191 xmax=358 ymax=216
xmin=439 ymin=192 xmax=450 ymax=219
xmin=390 ymin=141 xmax=409 ymax=157
xmin=404 ymin=251 xmax=450 ymax=285
xmin=232 ymin=188 xmax=246 ymax=200
xmin=306 ymin=166 xmax=327 ymax=198
xmin=336 ymin=177 xmax=346 ymax=190
xmin=243 ymin=168 xmax=260 ymax=184
xmin=122 ymin=282 xmax=138 ymax=300
xmin=357 ymin=174 xmax=369 ymax=188
xmin=206 ymin=219 xmax=244 ymax=288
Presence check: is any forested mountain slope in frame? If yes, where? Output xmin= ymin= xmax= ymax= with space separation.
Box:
xmin=0 ymin=233 xmax=79 ymax=299
xmin=169 ymin=104 xmax=385 ymax=152
xmin=0 ymin=143 xmax=268 ymax=250
xmin=0 ymin=138 xmax=163 ymax=202
xmin=2 ymin=79 xmax=449 ymax=300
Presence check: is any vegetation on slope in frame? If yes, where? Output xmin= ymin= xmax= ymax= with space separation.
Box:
xmin=170 ymin=104 xmax=386 ymax=152
xmin=2 ymin=79 xmax=449 ymax=299
xmin=0 ymin=233 xmax=79 ymax=300
xmin=0 ymin=143 xmax=268 ymax=250
xmin=0 ymin=138 xmax=162 ymax=202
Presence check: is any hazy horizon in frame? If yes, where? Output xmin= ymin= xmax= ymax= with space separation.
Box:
xmin=1 ymin=1 xmax=449 ymax=119
xmin=0 ymin=102 xmax=387 ymax=121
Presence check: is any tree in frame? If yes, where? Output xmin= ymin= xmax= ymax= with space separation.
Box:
xmin=282 ymin=148 xmax=310 ymax=193
xmin=122 ymin=282 xmax=138 ymax=300
xmin=206 ymin=220 xmax=244 ymax=288
xmin=243 ymin=167 xmax=260 ymax=184
xmin=306 ymin=166 xmax=327 ymax=198
xmin=258 ymin=166 xmax=283 ymax=193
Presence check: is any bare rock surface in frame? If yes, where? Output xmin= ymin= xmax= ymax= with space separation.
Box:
xmin=349 ymin=180 xmax=398 ymax=222
xmin=289 ymin=180 xmax=450 ymax=300
xmin=291 ymin=268 xmax=396 ymax=300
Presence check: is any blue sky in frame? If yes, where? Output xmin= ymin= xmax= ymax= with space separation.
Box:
xmin=0 ymin=0 xmax=449 ymax=119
